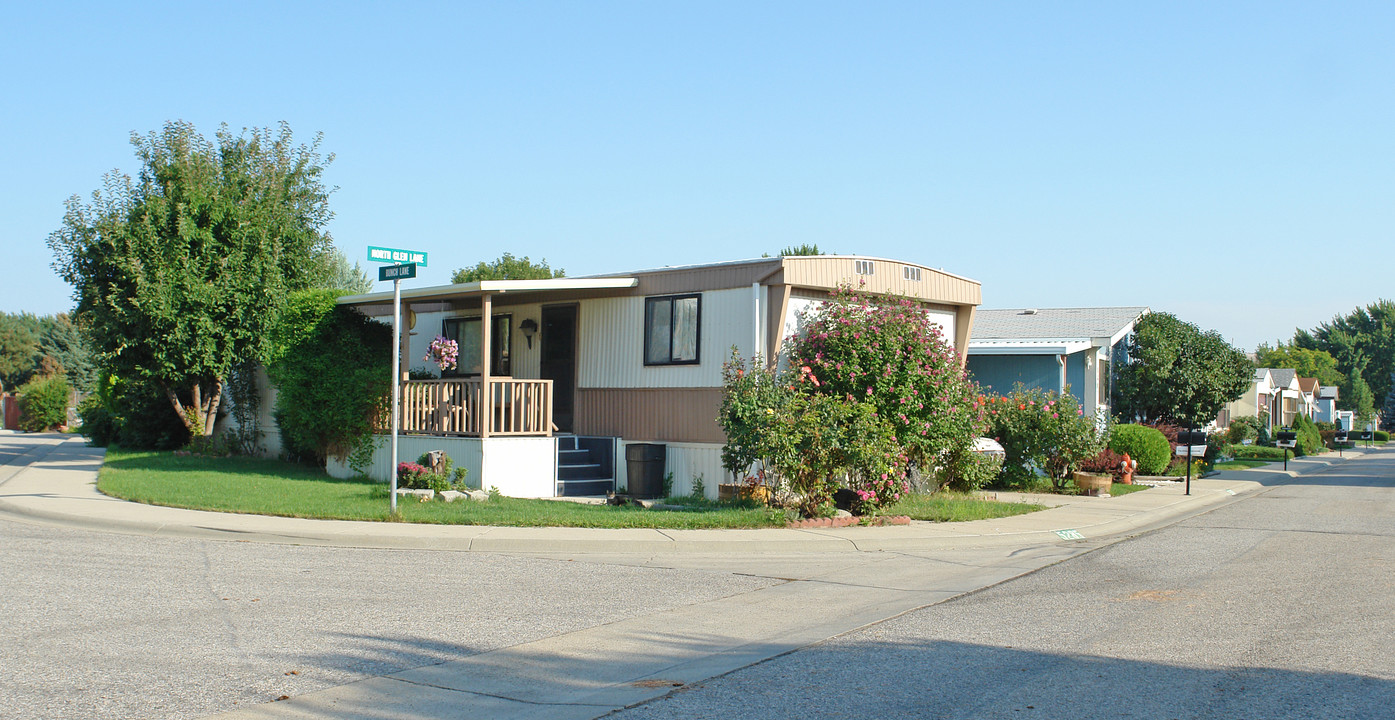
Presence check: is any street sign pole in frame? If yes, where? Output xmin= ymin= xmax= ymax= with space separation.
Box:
xmin=390 ymin=276 xmax=401 ymax=515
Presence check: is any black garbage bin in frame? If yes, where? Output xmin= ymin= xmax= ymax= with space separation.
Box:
xmin=625 ymin=443 xmax=667 ymax=499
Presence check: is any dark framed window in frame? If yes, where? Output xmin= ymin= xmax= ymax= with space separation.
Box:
xmin=644 ymin=294 xmax=700 ymax=365
xmin=442 ymin=314 xmax=511 ymax=376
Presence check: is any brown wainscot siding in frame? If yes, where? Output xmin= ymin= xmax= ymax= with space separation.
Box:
xmin=574 ymin=388 xmax=726 ymax=443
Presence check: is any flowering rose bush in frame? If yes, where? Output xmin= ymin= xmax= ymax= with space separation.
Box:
xmin=720 ymin=286 xmax=984 ymax=515
xmin=720 ymin=351 xmax=904 ymax=516
xmin=424 ymin=336 xmax=458 ymax=372
xmin=984 ymin=385 xmax=1104 ymax=489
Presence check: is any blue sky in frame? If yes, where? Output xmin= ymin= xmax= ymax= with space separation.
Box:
xmin=3 ymin=1 xmax=1391 ymax=351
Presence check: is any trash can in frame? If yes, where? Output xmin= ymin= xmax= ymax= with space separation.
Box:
xmin=625 ymin=443 xmax=667 ymax=499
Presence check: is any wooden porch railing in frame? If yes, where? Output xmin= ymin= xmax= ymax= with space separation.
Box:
xmin=397 ymin=378 xmax=553 ymax=437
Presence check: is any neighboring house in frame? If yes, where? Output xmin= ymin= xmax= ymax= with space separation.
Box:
xmin=1314 ymin=386 xmax=1339 ymax=424
xmin=964 ymin=306 xmax=1149 ymax=422
xmin=1296 ymin=377 xmax=1319 ymax=420
xmin=1218 ymin=368 xmax=1273 ymax=429
xmin=1266 ymin=369 xmax=1303 ymax=428
xmin=328 ymin=255 xmax=982 ymax=498
xmin=1222 ymin=368 xmax=1303 ymax=430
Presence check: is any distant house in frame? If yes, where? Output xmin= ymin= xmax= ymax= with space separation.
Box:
xmin=1296 ymin=377 xmax=1319 ymax=420
xmin=1314 ymin=385 xmax=1340 ymax=424
xmin=965 ymin=306 xmax=1148 ymax=422
xmin=1220 ymin=368 xmax=1303 ymax=430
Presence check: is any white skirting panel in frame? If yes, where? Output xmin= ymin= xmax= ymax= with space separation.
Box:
xmin=326 ymin=434 xmax=559 ymax=499
xmin=617 ymin=441 xmax=728 ymax=499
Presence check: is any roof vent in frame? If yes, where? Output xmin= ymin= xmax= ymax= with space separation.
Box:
xmin=1020 ymin=309 xmax=1039 ymax=315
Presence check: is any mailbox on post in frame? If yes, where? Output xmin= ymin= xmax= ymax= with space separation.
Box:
xmin=1275 ymin=429 xmax=1297 ymax=470
xmin=1174 ymin=430 xmax=1209 ymax=495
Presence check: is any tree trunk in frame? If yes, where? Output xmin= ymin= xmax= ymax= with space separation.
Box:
xmin=163 ymin=378 xmax=224 ymax=437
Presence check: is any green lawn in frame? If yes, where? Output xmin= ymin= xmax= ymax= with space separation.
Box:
xmin=1215 ymin=458 xmax=1276 ymax=471
xmin=1108 ymin=482 xmax=1150 ymax=496
xmin=97 ymin=448 xmax=1044 ymax=528
xmin=885 ymin=492 xmax=1044 ymax=522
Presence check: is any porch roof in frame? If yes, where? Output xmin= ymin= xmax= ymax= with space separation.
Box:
xmin=337 ymin=277 xmax=640 ymax=316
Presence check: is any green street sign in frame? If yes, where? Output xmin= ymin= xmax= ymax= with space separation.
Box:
xmin=368 ymin=246 xmax=428 ymax=267
xmin=379 ymin=263 xmax=417 ymax=282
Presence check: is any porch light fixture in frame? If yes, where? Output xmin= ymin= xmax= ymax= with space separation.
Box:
xmin=520 ymin=318 xmax=538 ymax=348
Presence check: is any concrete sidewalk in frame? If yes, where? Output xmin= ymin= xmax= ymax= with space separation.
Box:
xmin=0 ymin=433 xmax=1370 ymax=555
xmin=0 ymin=433 xmax=1376 ymax=720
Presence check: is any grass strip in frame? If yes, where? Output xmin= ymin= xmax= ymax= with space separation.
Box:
xmin=97 ymin=448 xmax=1049 ymax=529
xmin=885 ymin=492 xmax=1044 ymax=522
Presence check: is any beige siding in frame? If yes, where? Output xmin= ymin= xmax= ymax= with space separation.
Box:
xmin=779 ymin=256 xmax=981 ymax=305
xmin=575 ymin=388 xmax=725 ymax=443
xmin=578 ymin=288 xmax=753 ymax=389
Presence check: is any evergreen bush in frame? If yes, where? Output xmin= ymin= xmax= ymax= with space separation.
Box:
xmin=1107 ymin=424 xmax=1171 ymax=475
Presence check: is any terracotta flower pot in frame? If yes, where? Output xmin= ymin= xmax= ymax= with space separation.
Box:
xmin=1072 ymin=471 xmax=1113 ymax=497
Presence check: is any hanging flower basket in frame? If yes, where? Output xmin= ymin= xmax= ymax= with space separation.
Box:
xmin=425 ymin=336 xmax=459 ymax=372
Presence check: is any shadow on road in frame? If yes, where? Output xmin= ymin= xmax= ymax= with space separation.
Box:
xmin=268 ymin=632 xmax=1394 ymax=720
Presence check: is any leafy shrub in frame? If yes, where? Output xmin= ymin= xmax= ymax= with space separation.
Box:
xmin=1078 ymin=448 xmax=1127 ymax=479
xmin=1232 ymin=445 xmax=1287 ymax=460
xmin=985 ymin=386 xmax=1104 ymax=489
xmin=77 ymin=371 xmax=194 ymax=450
xmin=114 ymin=377 xmax=190 ymax=449
xmin=18 ymin=375 xmax=71 ymax=431
xmin=76 ymin=393 xmax=117 ymax=446
xmin=1226 ymin=416 xmax=1260 ymax=444
xmin=1376 ymin=430 xmax=1390 ymax=442
xmin=721 ymin=351 xmax=907 ymax=517
xmin=1108 ymin=424 xmax=1171 ymax=475
xmin=939 ymin=450 xmax=1002 ymax=492
xmin=266 ymin=290 xmax=391 ymax=465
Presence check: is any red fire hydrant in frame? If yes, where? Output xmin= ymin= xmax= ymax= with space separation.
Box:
xmin=1120 ymin=453 xmax=1138 ymax=484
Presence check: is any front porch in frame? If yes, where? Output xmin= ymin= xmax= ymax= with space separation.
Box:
xmin=397 ymin=377 xmax=554 ymax=437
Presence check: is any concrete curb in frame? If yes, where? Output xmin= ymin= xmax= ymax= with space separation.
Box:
xmin=0 ymin=436 xmax=1374 ymax=555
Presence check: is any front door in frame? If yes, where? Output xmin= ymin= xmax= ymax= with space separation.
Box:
xmin=540 ymin=305 xmax=578 ymax=432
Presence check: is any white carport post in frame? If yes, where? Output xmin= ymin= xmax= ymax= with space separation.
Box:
xmin=481 ymin=293 xmax=492 ymax=439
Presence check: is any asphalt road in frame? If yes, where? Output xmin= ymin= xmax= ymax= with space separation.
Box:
xmin=0 ymin=516 xmax=779 ymax=720
xmin=613 ymin=450 xmax=1395 ymax=719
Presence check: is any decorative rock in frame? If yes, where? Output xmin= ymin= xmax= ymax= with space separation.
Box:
xmin=438 ymin=490 xmax=465 ymax=503
xmin=464 ymin=489 xmax=491 ymax=502
xmin=833 ymin=509 xmax=853 ymax=519
xmin=395 ymin=488 xmax=435 ymax=501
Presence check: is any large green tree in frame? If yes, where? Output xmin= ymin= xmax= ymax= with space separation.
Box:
xmin=1294 ymin=299 xmax=1395 ymax=404
xmin=0 ymin=312 xmax=94 ymax=391
xmin=1253 ymin=341 xmax=1342 ymax=387
xmin=1380 ymin=369 xmax=1395 ymax=430
xmin=0 ymin=315 xmax=38 ymax=390
xmin=49 ymin=121 xmax=334 ymax=436
xmin=1114 ymin=312 xmax=1252 ymax=428
xmin=451 ymin=253 xmax=564 ymax=283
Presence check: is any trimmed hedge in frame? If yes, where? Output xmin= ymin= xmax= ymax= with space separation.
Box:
xmin=266 ymin=289 xmax=392 ymax=465
xmin=1376 ymin=430 xmax=1390 ymax=442
xmin=1108 ymin=424 xmax=1171 ymax=475
xmin=19 ymin=375 xmax=71 ymax=431
xmin=1231 ymin=445 xmax=1287 ymax=460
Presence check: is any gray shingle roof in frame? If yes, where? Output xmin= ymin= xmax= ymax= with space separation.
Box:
xmin=1264 ymin=368 xmax=1298 ymax=388
xmin=971 ymin=307 xmax=1150 ymax=341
